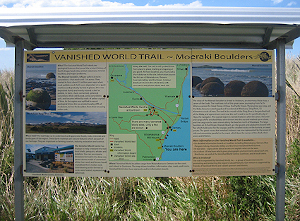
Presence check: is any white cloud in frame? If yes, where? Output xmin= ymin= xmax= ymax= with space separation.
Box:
xmin=0 ymin=0 xmax=135 ymax=8
xmin=0 ymin=47 xmax=13 ymax=51
xmin=0 ymin=0 xmax=202 ymax=8
xmin=184 ymin=1 xmax=203 ymax=7
xmin=0 ymin=0 xmax=18 ymax=4
xmin=155 ymin=1 xmax=202 ymax=7
xmin=287 ymin=1 xmax=297 ymax=6
xmin=47 ymin=112 xmax=106 ymax=124
xmin=29 ymin=112 xmax=106 ymax=124
xmin=271 ymin=0 xmax=283 ymax=4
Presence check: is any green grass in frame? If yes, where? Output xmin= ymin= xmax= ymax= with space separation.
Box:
xmin=1 ymin=56 xmax=300 ymax=220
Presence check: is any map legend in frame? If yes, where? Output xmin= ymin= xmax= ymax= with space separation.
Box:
xmin=109 ymin=134 xmax=137 ymax=161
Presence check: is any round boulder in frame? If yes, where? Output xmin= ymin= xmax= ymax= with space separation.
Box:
xmin=192 ymin=76 xmax=203 ymax=87
xmin=200 ymin=82 xmax=224 ymax=96
xmin=224 ymin=80 xmax=246 ymax=97
xmin=195 ymin=82 xmax=202 ymax=91
xmin=200 ymin=77 xmax=224 ymax=90
xmin=46 ymin=72 xmax=56 ymax=79
xmin=241 ymin=81 xmax=269 ymax=97
xmin=26 ymin=88 xmax=51 ymax=110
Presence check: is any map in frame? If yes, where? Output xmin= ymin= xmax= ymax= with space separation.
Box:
xmin=108 ymin=64 xmax=191 ymax=161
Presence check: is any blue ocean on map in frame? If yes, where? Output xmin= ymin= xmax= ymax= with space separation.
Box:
xmin=192 ymin=63 xmax=273 ymax=97
xmin=161 ymin=67 xmax=191 ymax=161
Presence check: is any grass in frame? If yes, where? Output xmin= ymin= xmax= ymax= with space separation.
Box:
xmin=1 ymin=56 xmax=300 ymax=220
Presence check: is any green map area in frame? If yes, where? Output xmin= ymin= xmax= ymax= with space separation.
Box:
xmin=108 ymin=64 xmax=190 ymax=161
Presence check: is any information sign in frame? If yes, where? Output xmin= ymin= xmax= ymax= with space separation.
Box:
xmin=23 ymin=49 xmax=275 ymax=177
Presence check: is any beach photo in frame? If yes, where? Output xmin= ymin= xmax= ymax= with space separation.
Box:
xmin=192 ymin=63 xmax=273 ymax=97
xmin=26 ymin=64 xmax=57 ymax=110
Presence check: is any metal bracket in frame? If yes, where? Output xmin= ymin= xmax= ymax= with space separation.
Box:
xmin=20 ymin=165 xmax=23 ymax=175
xmin=19 ymin=90 xmax=24 ymax=102
xmin=275 ymin=164 xmax=279 ymax=174
xmin=275 ymin=91 xmax=280 ymax=101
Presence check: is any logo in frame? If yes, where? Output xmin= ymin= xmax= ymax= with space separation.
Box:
xmin=256 ymin=52 xmax=272 ymax=62
xmin=27 ymin=53 xmax=50 ymax=62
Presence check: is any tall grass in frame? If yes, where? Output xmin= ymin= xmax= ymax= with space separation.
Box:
xmin=285 ymin=56 xmax=300 ymax=221
xmin=0 ymin=56 xmax=300 ymax=220
xmin=0 ymin=69 xmax=15 ymax=221
xmin=0 ymin=69 xmax=14 ymax=149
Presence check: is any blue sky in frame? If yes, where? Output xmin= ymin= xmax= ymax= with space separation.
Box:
xmin=97 ymin=0 xmax=298 ymax=7
xmin=0 ymin=0 xmax=298 ymax=7
xmin=0 ymin=0 xmax=300 ymax=70
xmin=26 ymin=112 xmax=107 ymax=125
xmin=25 ymin=144 xmax=73 ymax=153
xmin=26 ymin=112 xmax=106 ymax=124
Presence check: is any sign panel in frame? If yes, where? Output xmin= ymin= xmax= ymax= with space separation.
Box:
xmin=23 ymin=49 xmax=275 ymax=177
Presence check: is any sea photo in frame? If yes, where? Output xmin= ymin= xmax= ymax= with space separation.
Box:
xmin=26 ymin=64 xmax=57 ymax=110
xmin=192 ymin=63 xmax=273 ymax=97
xmin=26 ymin=112 xmax=107 ymax=134
xmin=26 ymin=144 xmax=74 ymax=174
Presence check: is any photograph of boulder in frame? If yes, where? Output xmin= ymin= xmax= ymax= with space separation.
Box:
xmin=192 ymin=63 xmax=272 ymax=97
xmin=26 ymin=64 xmax=56 ymax=110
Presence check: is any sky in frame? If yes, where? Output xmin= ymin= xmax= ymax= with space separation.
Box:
xmin=26 ymin=112 xmax=107 ymax=125
xmin=26 ymin=64 xmax=57 ymax=79
xmin=0 ymin=0 xmax=300 ymax=70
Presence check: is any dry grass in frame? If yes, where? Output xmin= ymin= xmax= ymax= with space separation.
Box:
xmin=0 ymin=57 xmax=300 ymax=221
xmin=286 ymin=56 xmax=300 ymax=145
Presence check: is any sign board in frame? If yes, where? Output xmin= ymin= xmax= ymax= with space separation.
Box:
xmin=23 ymin=49 xmax=275 ymax=177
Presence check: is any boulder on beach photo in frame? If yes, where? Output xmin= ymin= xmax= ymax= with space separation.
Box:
xmin=200 ymin=82 xmax=224 ymax=96
xmin=199 ymin=77 xmax=224 ymax=89
xmin=26 ymin=88 xmax=51 ymax=110
xmin=46 ymin=72 xmax=56 ymax=79
xmin=224 ymin=80 xmax=246 ymax=97
xmin=241 ymin=81 xmax=269 ymax=97
xmin=192 ymin=76 xmax=203 ymax=87
xmin=196 ymin=77 xmax=224 ymax=96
